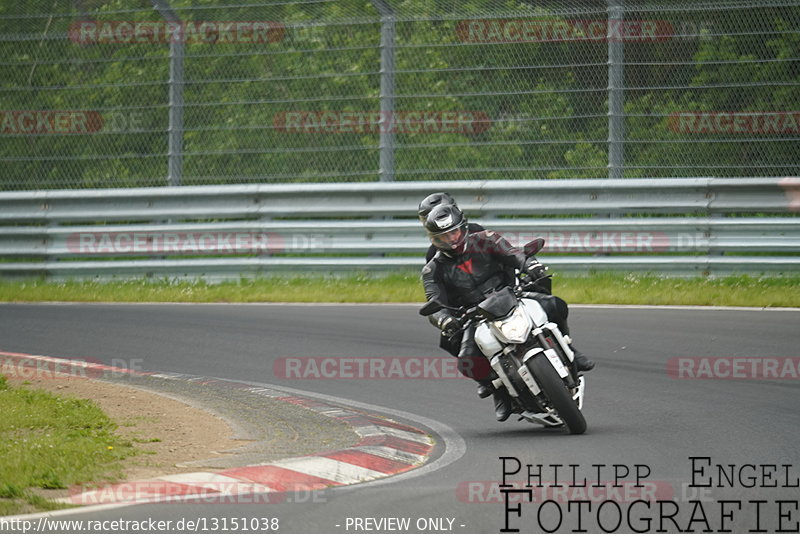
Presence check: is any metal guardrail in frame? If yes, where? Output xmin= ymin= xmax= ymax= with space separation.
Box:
xmin=1 ymin=178 xmax=798 ymax=280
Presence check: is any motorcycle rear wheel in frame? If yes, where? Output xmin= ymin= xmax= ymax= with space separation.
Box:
xmin=527 ymin=355 xmax=587 ymax=434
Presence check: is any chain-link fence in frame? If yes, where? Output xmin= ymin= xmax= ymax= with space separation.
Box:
xmin=1 ymin=0 xmax=799 ymax=190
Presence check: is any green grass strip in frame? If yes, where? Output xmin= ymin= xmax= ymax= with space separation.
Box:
xmin=0 ymin=376 xmax=138 ymax=516
xmin=0 ymin=273 xmax=798 ymax=307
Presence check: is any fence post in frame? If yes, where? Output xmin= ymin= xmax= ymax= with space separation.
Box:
xmin=371 ymin=0 xmax=396 ymax=182
xmin=152 ymin=0 xmax=184 ymax=186
xmin=607 ymin=0 xmax=625 ymax=179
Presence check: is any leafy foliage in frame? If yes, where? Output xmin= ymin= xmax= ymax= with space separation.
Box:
xmin=0 ymin=0 xmax=798 ymax=189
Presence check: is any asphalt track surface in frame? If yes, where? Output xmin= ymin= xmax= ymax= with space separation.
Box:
xmin=1 ymin=303 xmax=799 ymax=534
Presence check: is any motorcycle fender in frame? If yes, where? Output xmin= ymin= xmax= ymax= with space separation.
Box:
xmin=522 ymin=347 xmax=545 ymax=363
xmin=519 ymin=348 xmax=545 ymax=395
xmin=474 ymin=322 xmax=503 ymax=357
xmin=544 ymin=348 xmax=570 ymax=379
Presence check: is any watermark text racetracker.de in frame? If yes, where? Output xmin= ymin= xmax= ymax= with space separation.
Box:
xmin=1 ymin=110 xmax=148 ymax=135
xmin=668 ymin=111 xmax=800 ymax=134
xmin=67 ymin=231 xmax=327 ymax=255
xmin=456 ymin=19 xmax=675 ymax=43
xmin=273 ymin=110 xmax=491 ymax=134
xmin=0 ymin=110 xmax=103 ymax=135
xmin=69 ymin=20 xmax=285 ymax=44
xmin=0 ymin=516 xmax=281 ymax=533
xmin=0 ymin=354 xmax=144 ymax=380
xmin=470 ymin=230 xmax=714 ymax=254
xmin=500 ymin=231 xmax=671 ymax=253
xmin=274 ymin=356 xmax=468 ymax=380
xmin=67 ymin=479 xmax=326 ymax=506
xmin=457 ymin=479 xmax=677 ymax=505
xmin=667 ymin=357 xmax=800 ymax=380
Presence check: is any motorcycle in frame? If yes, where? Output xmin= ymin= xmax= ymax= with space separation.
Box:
xmin=419 ymin=238 xmax=587 ymax=434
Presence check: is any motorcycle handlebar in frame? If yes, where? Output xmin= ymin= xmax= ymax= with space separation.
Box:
xmin=443 ymin=273 xmax=552 ymax=320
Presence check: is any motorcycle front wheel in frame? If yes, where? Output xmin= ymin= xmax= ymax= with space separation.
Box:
xmin=527 ymin=355 xmax=587 ymax=435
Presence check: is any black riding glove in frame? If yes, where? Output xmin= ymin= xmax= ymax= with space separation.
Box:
xmin=524 ymin=257 xmax=548 ymax=279
xmin=521 ymin=257 xmax=552 ymax=294
xmin=437 ymin=315 xmax=463 ymax=337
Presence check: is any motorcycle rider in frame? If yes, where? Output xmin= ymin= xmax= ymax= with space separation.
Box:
xmin=420 ymin=193 xmax=548 ymax=364
xmin=421 ymin=203 xmax=595 ymax=421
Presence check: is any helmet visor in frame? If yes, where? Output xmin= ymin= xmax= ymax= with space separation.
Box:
xmin=427 ymin=223 xmax=468 ymax=251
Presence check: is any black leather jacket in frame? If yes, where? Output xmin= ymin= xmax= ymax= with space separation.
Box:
xmin=422 ymin=229 xmax=527 ymax=328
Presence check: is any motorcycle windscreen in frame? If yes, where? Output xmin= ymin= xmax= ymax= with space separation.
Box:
xmin=477 ymin=287 xmax=517 ymax=320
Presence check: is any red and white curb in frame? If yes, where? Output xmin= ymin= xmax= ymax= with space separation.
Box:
xmin=0 ymin=351 xmax=435 ymax=507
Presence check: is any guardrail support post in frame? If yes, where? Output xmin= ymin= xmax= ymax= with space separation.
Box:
xmin=608 ymin=0 xmax=625 ymax=179
xmin=153 ymin=0 xmax=184 ymax=187
xmin=372 ymin=0 xmax=396 ymax=182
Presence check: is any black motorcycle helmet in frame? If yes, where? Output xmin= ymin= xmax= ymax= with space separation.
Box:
xmin=417 ymin=192 xmax=457 ymax=223
xmin=424 ymin=204 xmax=469 ymax=255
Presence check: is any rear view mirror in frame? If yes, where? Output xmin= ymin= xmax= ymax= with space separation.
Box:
xmin=524 ymin=237 xmax=546 ymax=256
xmin=419 ymin=300 xmax=443 ymax=316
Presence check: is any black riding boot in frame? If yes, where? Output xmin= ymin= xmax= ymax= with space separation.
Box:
xmin=476 ymin=381 xmax=493 ymax=398
xmin=492 ymin=388 xmax=513 ymax=422
xmin=475 ymin=376 xmax=512 ymax=421
xmin=571 ymin=346 xmax=595 ymax=372
xmin=458 ymin=325 xmax=513 ymax=421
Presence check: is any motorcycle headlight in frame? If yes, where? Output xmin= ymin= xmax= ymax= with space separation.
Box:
xmin=491 ymin=306 xmax=532 ymax=344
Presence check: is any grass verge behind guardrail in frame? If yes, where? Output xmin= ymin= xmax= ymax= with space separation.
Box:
xmin=0 ymin=273 xmax=798 ymax=308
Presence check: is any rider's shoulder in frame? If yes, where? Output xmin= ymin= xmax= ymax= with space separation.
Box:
xmin=431 ymin=250 xmax=449 ymax=262
xmin=421 ymin=262 xmax=433 ymax=276
xmin=422 ymin=252 xmax=446 ymax=275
